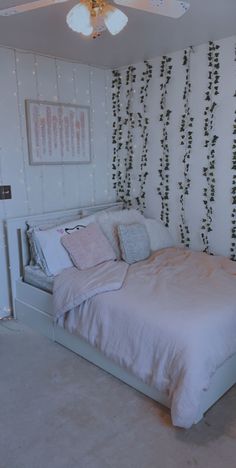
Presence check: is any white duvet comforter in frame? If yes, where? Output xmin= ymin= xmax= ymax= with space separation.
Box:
xmin=53 ymin=247 xmax=236 ymax=428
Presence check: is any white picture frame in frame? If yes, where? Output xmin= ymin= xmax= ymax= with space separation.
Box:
xmin=25 ymin=99 xmax=91 ymax=165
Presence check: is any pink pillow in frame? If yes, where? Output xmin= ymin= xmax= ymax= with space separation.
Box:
xmin=61 ymin=223 xmax=116 ymax=270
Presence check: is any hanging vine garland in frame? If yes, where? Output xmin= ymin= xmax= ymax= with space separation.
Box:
xmin=111 ymin=69 xmax=123 ymax=199
xmin=157 ymin=55 xmax=173 ymax=227
xmin=111 ymin=66 xmax=137 ymax=206
xmin=230 ymin=49 xmax=236 ymax=260
xmin=123 ymin=65 xmax=136 ymax=207
xmin=111 ymin=62 xmax=152 ymax=211
xmin=179 ymin=48 xmax=194 ymax=247
xmin=135 ymin=60 xmax=153 ymax=212
xmin=230 ymin=108 xmax=236 ymax=260
xmin=201 ymin=41 xmax=220 ymax=252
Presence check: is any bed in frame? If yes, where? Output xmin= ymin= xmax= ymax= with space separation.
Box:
xmin=5 ymin=202 xmax=236 ymax=429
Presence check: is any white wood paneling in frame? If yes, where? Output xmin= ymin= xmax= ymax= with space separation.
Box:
xmin=36 ymin=55 xmax=65 ymax=213
xmin=15 ymin=51 xmax=44 ymax=215
xmin=0 ymin=48 xmax=28 ymax=218
xmin=72 ymin=62 xmax=95 ymax=207
xmin=90 ymin=67 xmax=111 ymax=204
xmin=0 ymin=46 xmax=114 ymax=315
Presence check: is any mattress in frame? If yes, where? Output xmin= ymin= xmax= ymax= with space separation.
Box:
xmin=24 ymin=265 xmax=54 ymax=293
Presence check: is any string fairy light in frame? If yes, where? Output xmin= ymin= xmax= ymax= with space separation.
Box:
xmin=14 ymin=49 xmax=32 ymax=214
xmin=71 ymin=64 xmax=85 ymax=206
xmin=104 ymin=70 xmax=114 ymax=201
xmin=88 ymin=67 xmax=96 ymax=205
xmin=54 ymin=57 xmax=67 ymax=206
xmin=34 ymin=53 xmax=46 ymax=213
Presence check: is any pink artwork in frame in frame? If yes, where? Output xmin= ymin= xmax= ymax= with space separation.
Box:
xmin=25 ymin=99 xmax=91 ymax=165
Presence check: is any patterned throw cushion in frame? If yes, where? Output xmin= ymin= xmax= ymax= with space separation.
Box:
xmin=61 ymin=223 xmax=116 ymax=270
xmin=117 ymin=223 xmax=151 ymax=265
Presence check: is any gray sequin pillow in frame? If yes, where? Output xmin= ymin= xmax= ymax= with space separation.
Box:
xmin=117 ymin=223 xmax=150 ymax=265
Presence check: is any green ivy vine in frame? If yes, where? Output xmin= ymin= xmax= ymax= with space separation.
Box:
xmin=112 ymin=66 xmax=137 ymax=206
xmin=123 ymin=65 xmax=136 ymax=207
xmin=230 ymin=82 xmax=236 ymax=259
xmin=179 ymin=48 xmax=194 ymax=247
xmin=135 ymin=60 xmax=153 ymax=212
xmin=157 ymin=55 xmax=173 ymax=227
xmin=111 ymin=69 xmax=123 ymax=198
xmin=111 ymin=62 xmax=152 ymax=211
xmin=201 ymin=41 xmax=220 ymax=252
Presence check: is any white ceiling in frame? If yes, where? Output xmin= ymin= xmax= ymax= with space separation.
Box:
xmin=0 ymin=0 xmax=235 ymax=68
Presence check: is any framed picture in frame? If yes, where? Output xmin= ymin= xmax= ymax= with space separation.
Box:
xmin=25 ymin=99 xmax=91 ymax=165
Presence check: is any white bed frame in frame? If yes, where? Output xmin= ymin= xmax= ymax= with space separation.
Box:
xmin=5 ymin=202 xmax=236 ymax=425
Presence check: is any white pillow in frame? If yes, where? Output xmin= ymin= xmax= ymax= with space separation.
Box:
xmin=96 ymin=209 xmax=145 ymax=259
xmin=144 ymin=218 xmax=174 ymax=251
xmin=26 ymin=213 xmax=82 ymax=230
xmin=34 ymin=214 xmax=95 ymax=276
xmin=27 ymin=215 xmax=82 ymax=267
xmin=81 ymin=205 xmax=121 ymax=217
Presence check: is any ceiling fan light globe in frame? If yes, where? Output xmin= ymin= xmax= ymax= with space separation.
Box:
xmin=104 ymin=6 xmax=128 ymax=35
xmin=80 ymin=26 xmax=94 ymax=36
xmin=66 ymin=3 xmax=93 ymax=36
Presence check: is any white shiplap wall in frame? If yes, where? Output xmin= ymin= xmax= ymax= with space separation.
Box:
xmin=0 ymin=46 xmax=115 ymax=315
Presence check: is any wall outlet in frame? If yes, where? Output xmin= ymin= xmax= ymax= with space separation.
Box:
xmin=0 ymin=185 xmax=11 ymax=200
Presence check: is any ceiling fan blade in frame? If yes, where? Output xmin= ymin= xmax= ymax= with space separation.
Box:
xmin=0 ymin=0 xmax=69 ymax=16
xmin=113 ymin=0 xmax=190 ymax=18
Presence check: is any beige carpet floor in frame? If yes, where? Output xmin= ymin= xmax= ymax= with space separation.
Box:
xmin=1 ymin=319 xmax=236 ymax=468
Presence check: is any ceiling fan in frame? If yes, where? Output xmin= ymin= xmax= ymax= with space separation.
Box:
xmin=0 ymin=0 xmax=190 ymax=38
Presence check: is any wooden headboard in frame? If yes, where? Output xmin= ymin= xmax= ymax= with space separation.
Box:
xmin=5 ymin=201 xmax=123 ymax=315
